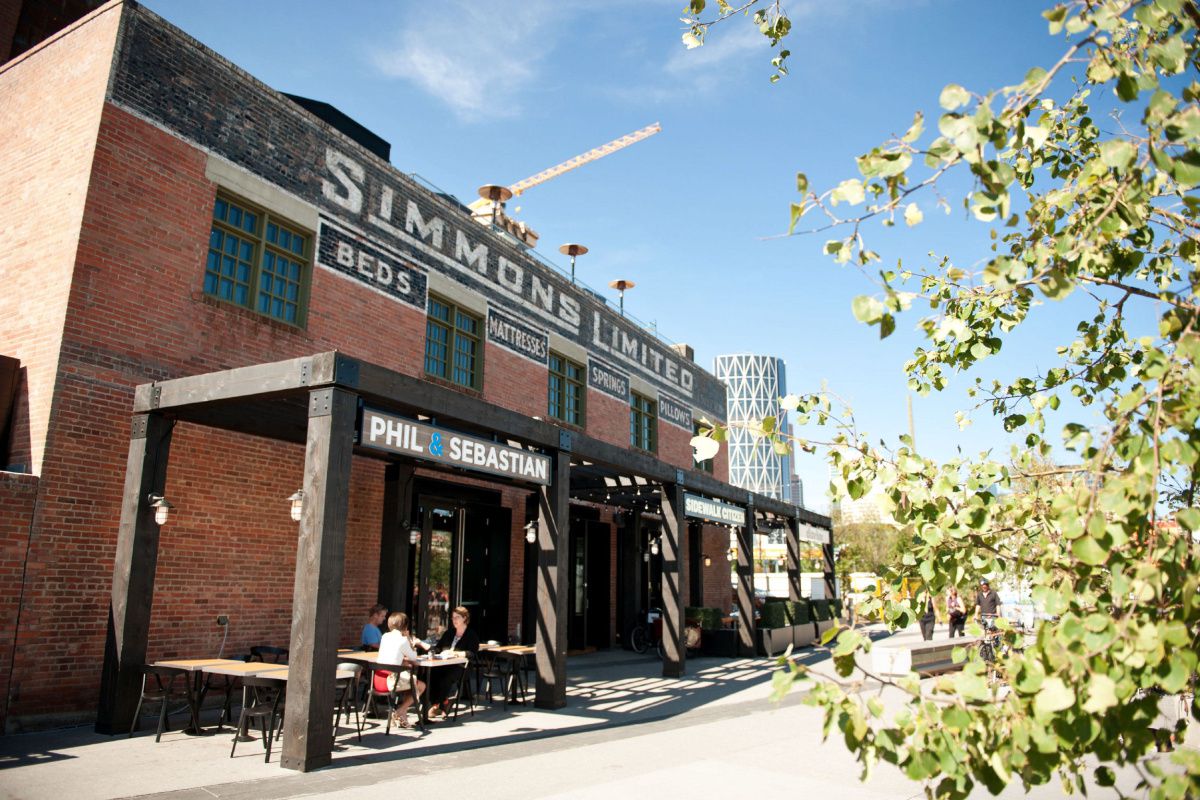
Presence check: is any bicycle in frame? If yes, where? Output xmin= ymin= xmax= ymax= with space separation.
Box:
xmin=630 ymin=608 xmax=663 ymax=657
xmin=629 ymin=609 xmax=702 ymax=658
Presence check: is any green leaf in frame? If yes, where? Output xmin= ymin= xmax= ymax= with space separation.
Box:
xmin=902 ymin=111 xmax=924 ymax=143
xmin=830 ymin=179 xmax=865 ymax=206
xmin=1100 ymin=140 xmax=1136 ymax=170
xmin=939 ymin=84 xmax=970 ymax=111
xmin=1082 ymin=674 xmax=1117 ymax=713
xmin=851 ymin=295 xmax=885 ymax=325
xmin=796 ymin=172 xmax=808 ymax=195
xmin=1072 ymin=536 xmax=1108 ymax=566
xmin=1034 ymin=677 xmax=1075 ymax=714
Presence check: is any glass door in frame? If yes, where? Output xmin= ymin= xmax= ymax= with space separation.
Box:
xmin=417 ymin=502 xmax=460 ymax=640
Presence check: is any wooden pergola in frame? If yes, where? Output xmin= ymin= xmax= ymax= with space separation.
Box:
xmin=92 ymin=351 xmax=829 ymax=771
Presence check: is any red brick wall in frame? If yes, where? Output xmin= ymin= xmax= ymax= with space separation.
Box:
xmin=0 ymin=2 xmax=120 ymax=476
xmin=0 ymin=472 xmax=37 ymax=731
xmin=483 ymin=344 xmax=545 ymax=418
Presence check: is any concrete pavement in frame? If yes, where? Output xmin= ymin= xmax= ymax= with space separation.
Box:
xmin=0 ymin=627 xmax=1167 ymax=799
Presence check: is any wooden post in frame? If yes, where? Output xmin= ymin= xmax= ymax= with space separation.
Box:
xmin=281 ymin=388 xmax=356 ymax=772
xmin=659 ymin=482 xmax=686 ymax=678
xmin=736 ymin=505 xmax=756 ymax=657
xmin=96 ymin=413 xmax=174 ymax=734
xmin=377 ymin=462 xmax=415 ymax=616
xmin=786 ymin=517 xmax=803 ymax=602
xmin=534 ymin=449 xmax=570 ymax=709
xmin=823 ymin=525 xmax=837 ymax=603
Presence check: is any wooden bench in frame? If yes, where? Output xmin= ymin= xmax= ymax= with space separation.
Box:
xmin=872 ymin=637 xmax=979 ymax=677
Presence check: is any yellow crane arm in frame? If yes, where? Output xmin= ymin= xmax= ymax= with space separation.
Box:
xmin=507 ymin=122 xmax=661 ymax=198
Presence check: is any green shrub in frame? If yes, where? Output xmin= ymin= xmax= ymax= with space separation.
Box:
xmin=788 ymin=600 xmax=811 ymax=625
xmin=703 ymin=607 xmax=724 ymax=629
xmin=812 ymin=599 xmax=833 ymax=621
xmin=759 ymin=601 xmax=787 ymax=629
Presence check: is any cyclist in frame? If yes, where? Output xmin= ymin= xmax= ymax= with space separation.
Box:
xmin=974 ymin=580 xmax=1002 ymax=630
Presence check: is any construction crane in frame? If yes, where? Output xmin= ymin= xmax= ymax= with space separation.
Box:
xmin=468 ymin=122 xmax=662 ymax=217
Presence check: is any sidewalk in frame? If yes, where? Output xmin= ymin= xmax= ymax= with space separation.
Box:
xmin=0 ymin=631 xmax=1160 ymax=799
xmin=0 ymin=648 xmax=799 ymax=800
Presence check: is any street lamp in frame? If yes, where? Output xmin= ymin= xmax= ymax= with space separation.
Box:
xmin=525 ymin=520 xmax=537 ymax=544
xmin=287 ymin=490 xmax=304 ymax=522
xmin=148 ymin=493 xmax=174 ymax=526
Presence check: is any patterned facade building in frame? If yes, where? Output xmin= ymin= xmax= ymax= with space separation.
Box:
xmin=713 ymin=354 xmax=794 ymax=502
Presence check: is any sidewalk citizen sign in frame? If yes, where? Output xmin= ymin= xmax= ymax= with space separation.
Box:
xmin=798 ymin=523 xmax=831 ymax=545
xmin=683 ymin=492 xmax=746 ymax=526
xmin=360 ymin=408 xmax=551 ymax=486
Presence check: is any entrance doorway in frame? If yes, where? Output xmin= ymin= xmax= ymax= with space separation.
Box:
xmin=568 ymin=517 xmax=611 ymax=650
xmin=413 ymin=495 xmax=511 ymax=644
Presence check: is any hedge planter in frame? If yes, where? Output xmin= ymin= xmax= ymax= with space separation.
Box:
xmin=756 ymin=624 xmax=820 ymax=657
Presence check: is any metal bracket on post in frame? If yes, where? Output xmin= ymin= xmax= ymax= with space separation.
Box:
xmin=675 ymin=469 xmax=685 ymax=487
xmin=333 ymin=356 xmax=359 ymax=387
xmin=309 ymin=388 xmax=335 ymax=418
xmin=559 ymin=429 xmax=573 ymax=452
xmin=149 ymin=385 xmax=162 ymax=410
xmin=129 ymin=415 xmax=149 ymax=440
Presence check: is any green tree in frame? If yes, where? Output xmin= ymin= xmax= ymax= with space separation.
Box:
xmin=686 ymin=1 xmax=1200 ymax=797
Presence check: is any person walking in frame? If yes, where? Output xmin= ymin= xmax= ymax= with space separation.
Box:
xmin=919 ymin=593 xmax=936 ymax=641
xmin=946 ymin=587 xmax=966 ymax=638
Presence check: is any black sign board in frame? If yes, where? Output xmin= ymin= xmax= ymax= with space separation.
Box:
xmin=360 ymin=408 xmax=551 ymax=486
xmin=658 ymin=394 xmax=692 ymax=431
xmin=316 ymin=219 xmax=427 ymax=309
xmin=487 ymin=307 xmax=548 ymax=364
xmin=683 ymin=492 xmax=747 ymax=526
xmin=587 ymin=358 xmax=630 ymax=401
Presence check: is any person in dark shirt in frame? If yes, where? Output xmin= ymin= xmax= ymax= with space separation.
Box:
xmin=428 ymin=605 xmax=479 ymax=717
xmin=975 ymin=581 xmax=1001 ymax=628
xmin=919 ymin=593 xmax=936 ymax=641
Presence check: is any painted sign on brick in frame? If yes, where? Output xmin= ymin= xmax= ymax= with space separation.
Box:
xmin=587 ymin=358 xmax=629 ymax=401
xmin=316 ymin=219 xmax=427 ymax=309
xmin=658 ymin=394 xmax=692 ymax=431
xmin=487 ymin=307 xmax=548 ymax=364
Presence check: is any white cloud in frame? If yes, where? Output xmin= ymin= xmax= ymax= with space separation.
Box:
xmin=369 ymin=2 xmax=561 ymax=122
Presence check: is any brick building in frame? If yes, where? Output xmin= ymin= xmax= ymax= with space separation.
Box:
xmin=0 ymin=0 xmax=832 ymax=763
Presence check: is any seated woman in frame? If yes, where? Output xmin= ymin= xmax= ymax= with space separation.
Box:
xmin=428 ymin=605 xmax=479 ymax=717
xmin=376 ymin=611 xmax=425 ymax=728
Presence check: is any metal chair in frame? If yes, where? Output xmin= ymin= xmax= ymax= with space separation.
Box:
xmin=363 ymin=660 xmax=418 ymax=734
xmin=476 ymin=652 xmax=512 ymax=707
xmin=248 ymin=645 xmax=288 ymax=663
xmin=230 ymin=675 xmax=286 ymax=762
xmin=333 ymin=662 xmax=362 ymax=743
xmin=129 ymin=665 xmax=187 ymax=742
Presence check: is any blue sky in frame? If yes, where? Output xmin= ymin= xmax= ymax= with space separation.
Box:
xmin=145 ymin=0 xmax=1119 ymax=514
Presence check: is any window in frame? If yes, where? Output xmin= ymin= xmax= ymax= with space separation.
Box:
xmin=205 ymin=194 xmax=310 ymax=325
xmin=548 ymin=352 xmax=585 ymax=426
xmin=630 ymin=392 xmax=656 ymax=452
xmin=693 ymin=421 xmax=714 ymax=473
xmin=425 ymin=295 xmax=482 ymax=389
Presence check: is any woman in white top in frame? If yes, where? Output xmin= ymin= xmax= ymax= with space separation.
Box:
xmin=376 ymin=611 xmax=425 ymax=727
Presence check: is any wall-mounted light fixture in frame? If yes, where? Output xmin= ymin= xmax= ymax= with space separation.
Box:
xmin=704 ymin=554 xmax=712 ymax=567
xmin=727 ymin=549 xmax=735 ymax=561
xmin=409 ymin=524 xmax=421 ymax=545
xmin=287 ymin=490 xmax=304 ymax=522
xmin=650 ymin=538 xmax=660 ymax=556
xmin=148 ymin=493 xmax=174 ymax=526
xmin=524 ymin=520 xmax=537 ymax=544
